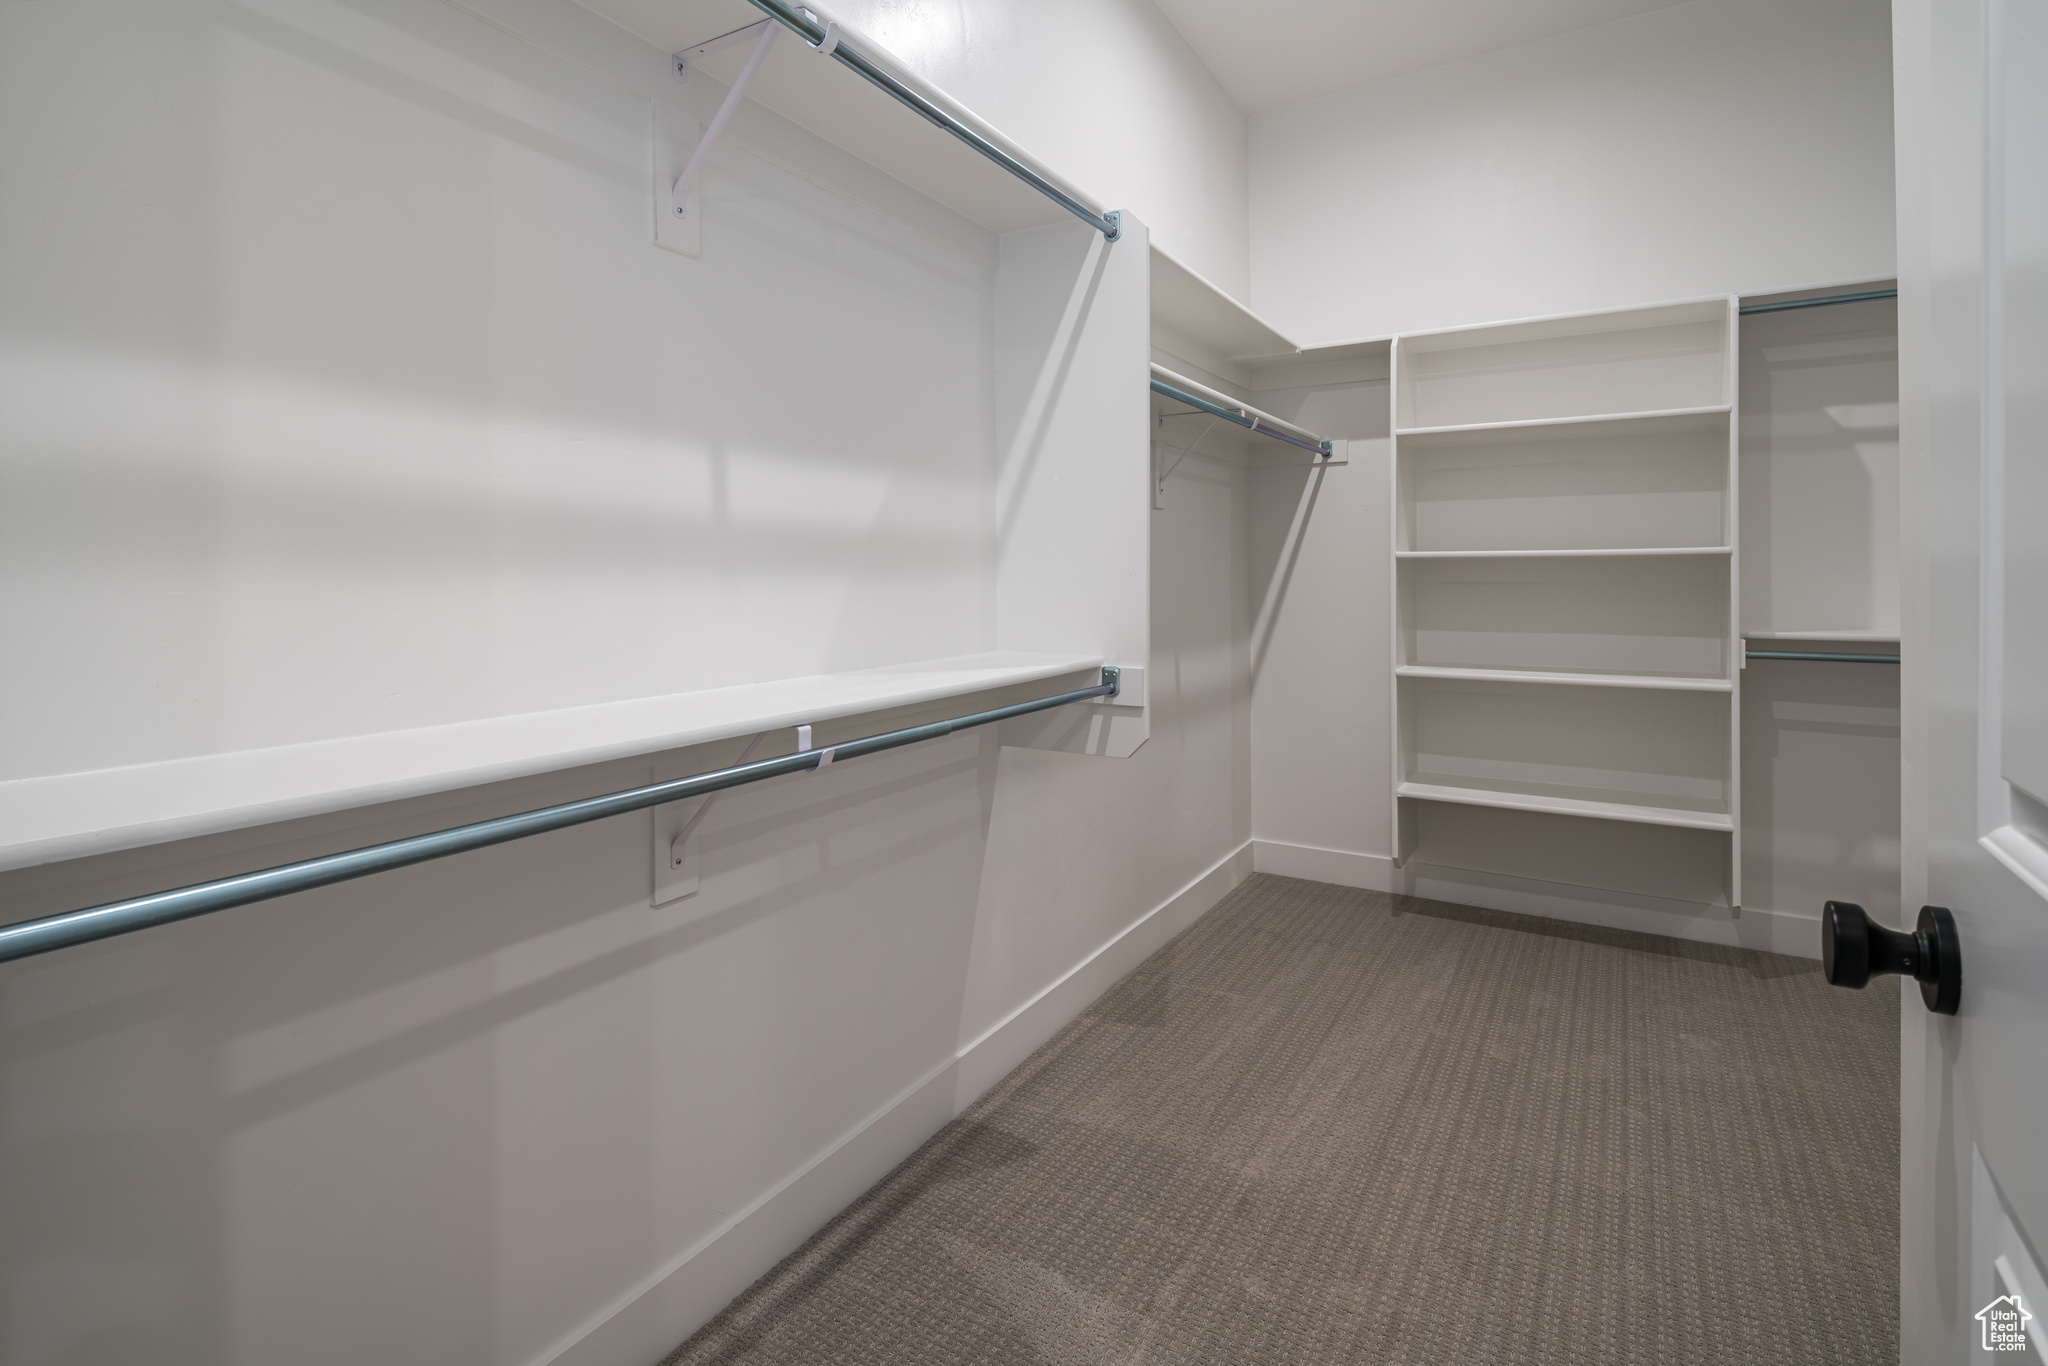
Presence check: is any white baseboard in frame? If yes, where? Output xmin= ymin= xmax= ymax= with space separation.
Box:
xmin=1250 ymin=839 xmax=1399 ymax=891
xmin=540 ymin=840 xmax=1256 ymax=1366
xmin=1250 ymin=839 xmax=1821 ymax=959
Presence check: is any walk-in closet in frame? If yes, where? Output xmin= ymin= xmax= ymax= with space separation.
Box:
xmin=2 ymin=0 xmax=2039 ymax=1362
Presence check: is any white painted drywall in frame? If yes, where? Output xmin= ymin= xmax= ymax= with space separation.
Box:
xmin=992 ymin=219 xmax=1153 ymax=758
xmin=0 ymin=1 xmax=1251 ymax=1362
xmin=1248 ymin=0 xmax=1897 ymax=341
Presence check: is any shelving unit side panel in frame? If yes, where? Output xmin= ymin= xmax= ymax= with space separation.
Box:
xmin=1724 ymin=296 xmax=1743 ymax=906
xmin=1387 ymin=340 xmax=1410 ymax=861
xmin=995 ymin=216 xmax=1151 ymax=756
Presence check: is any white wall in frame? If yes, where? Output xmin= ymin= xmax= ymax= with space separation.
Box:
xmin=1248 ymin=0 xmax=1897 ymax=341
xmin=819 ymin=0 xmax=1252 ymax=299
xmin=0 ymin=1 xmax=1251 ymax=1362
xmin=0 ymin=0 xmax=991 ymax=779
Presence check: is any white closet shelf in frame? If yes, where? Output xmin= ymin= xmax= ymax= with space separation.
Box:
xmin=1394 ymin=405 xmax=1732 ymax=440
xmin=0 ymin=652 xmax=1105 ymax=874
xmin=1396 ymin=546 xmax=1734 ymax=559
xmin=626 ymin=2 xmax=1106 ymax=239
xmin=1398 ymin=776 xmax=1734 ymax=832
xmin=1396 ymin=666 xmax=1733 ymax=692
xmin=1150 ymin=246 xmax=1299 ymax=363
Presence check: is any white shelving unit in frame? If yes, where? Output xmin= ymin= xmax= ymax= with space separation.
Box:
xmin=1389 ymin=300 xmax=1742 ymax=899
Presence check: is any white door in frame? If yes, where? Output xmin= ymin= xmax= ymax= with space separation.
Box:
xmin=1897 ymin=0 xmax=2048 ymax=1358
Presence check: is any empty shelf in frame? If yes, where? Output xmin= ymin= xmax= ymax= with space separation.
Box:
xmin=1395 ymin=404 xmax=1733 ymax=440
xmin=1397 ymin=546 xmax=1733 ymax=559
xmin=1398 ymin=775 xmax=1734 ymax=831
xmin=0 ymin=651 xmax=1106 ymax=873
xmin=1396 ymin=666 xmax=1732 ymax=691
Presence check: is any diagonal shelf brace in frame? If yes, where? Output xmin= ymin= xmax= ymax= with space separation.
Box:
xmin=670 ymin=20 xmax=781 ymax=217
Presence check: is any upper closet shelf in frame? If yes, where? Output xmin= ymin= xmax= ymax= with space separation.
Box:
xmin=619 ymin=0 xmax=1112 ymax=239
xmin=647 ymin=2 xmax=1353 ymax=381
xmin=1147 ymin=244 xmax=1394 ymax=381
xmin=0 ymin=653 xmax=1102 ymax=875
xmin=1149 ymin=246 xmax=1298 ymax=363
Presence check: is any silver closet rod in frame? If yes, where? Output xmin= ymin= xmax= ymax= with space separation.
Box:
xmin=1739 ymin=288 xmax=1897 ymax=315
xmin=1745 ymin=649 xmax=1900 ymax=664
xmin=739 ymin=1 xmax=1120 ymax=240
xmin=1150 ymin=365 xmax=1335 ymax=458
xmin=0 ymin=670 xmax=1121 ymax=967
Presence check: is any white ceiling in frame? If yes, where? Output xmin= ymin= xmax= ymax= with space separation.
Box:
xmin=1151 ymin=0 xmax=1692 ymax=113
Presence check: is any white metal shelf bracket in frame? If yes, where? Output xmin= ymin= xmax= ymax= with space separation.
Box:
xmin=670 ymin=20 xmax=780 ymax=217
xmin=669 ymin=731 xmax=769 ymax=869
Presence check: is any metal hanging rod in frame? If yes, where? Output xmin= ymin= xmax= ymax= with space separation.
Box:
xmin=1149 ymin=364 xmax=1334 ymax=458
xmin=1746 ymin=649 xmax=1899 ymax=664
xmin=730 ymin=1 xmax=1121 ymax=240
xmin=1739 ymin=288 xmax=1897 ymax=315
xmin=0 ymin=669 xmax=1121 ymax=967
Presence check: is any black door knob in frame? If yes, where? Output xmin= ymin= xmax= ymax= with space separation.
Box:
xmin=1821 ymin=901 xmax=1961 ymax=1015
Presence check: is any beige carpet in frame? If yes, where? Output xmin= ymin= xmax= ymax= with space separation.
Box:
xmin=665 ymin=874 xmax=1899 ymax=1365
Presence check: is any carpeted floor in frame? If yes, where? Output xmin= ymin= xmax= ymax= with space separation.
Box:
xmin=665 ymin=873 xmax=1899 ymax=1365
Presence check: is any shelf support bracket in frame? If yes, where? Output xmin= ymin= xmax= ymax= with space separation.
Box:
xmin=671 ymin=19 xmax=780 ymax=219
xmin=668 ymin=732 xmax=770 ymax=871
